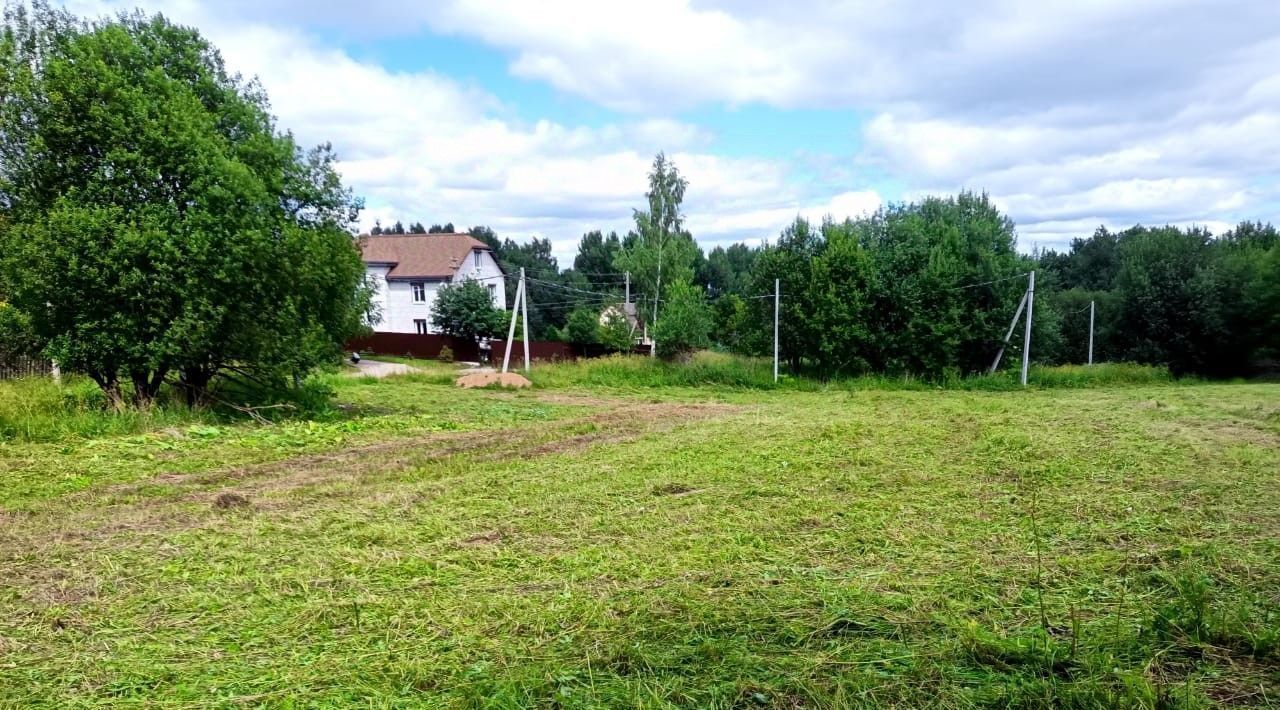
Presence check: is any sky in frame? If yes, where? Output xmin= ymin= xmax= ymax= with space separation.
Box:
xmin=63 ymin=0 xmax=1280 ymax=264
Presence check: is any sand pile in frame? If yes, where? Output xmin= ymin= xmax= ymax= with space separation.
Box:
xmin=455 ymin=371 xmax=532 ymax=389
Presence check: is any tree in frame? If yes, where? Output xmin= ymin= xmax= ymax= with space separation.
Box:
xmin=564 ymin=307 xmax=601 ymax=346
xmin=1112 ymin=226 xmax=1232 ymax=375
xmin=750 ymin=217 xmax=823 ymax=369
xmin=574 ymin=230 xmax=624 ymax=279
xmin=614 ymin=153 xmax=700 ymax=331
xmin=429 ymin=222 xmax=456 ymax=234
xmin=430 ymin=280 xmax=506 ymax=342
xmin=0 ymin=6 xmax=369 ymax=406
xmin=711 ymin=293 xmax=750 ymax=353
xmin=653 ymin=280 xmax=711 ymax=360
xmin=705 ymin=243 xmax=757 ymax=297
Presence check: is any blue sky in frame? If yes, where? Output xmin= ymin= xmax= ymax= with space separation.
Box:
xmin=65 ymin=0 xmax=1280 ymax=263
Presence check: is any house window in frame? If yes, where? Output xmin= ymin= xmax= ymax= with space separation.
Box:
xmin=411 ymin=282 xmax=426 ymax=303
xmin=414 ymin=319 xmax=429 ymax=335
xmin=488 ymin=283 xmax=497 ymax=304
xmin=474 ymin=250 xmax=482 ymax=269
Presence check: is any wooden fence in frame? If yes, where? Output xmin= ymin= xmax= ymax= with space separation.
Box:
xmin=0 ymin=354 xmax=52 ymax=380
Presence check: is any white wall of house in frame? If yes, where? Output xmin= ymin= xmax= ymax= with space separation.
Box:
xmin=452 ymin=248 xmax=507 ymax=314
xmin=364 ymin=249 xmax=506 ymax=334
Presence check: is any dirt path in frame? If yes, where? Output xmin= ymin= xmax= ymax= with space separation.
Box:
xmin=348 ymin=359 xmax=418 ymax=378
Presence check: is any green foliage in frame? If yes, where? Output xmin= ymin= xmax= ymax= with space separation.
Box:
xmin=705 ymin=243 xmax=757 ymax=297
xmin=1035 ymin=221 xmax=1279 ymax=375
xmin=750 ymin=194 xmax=1027 ymax=378
xmin=573 ymin=229 xmax=623 ymax=278
xmin=437 ymin=345 xmax=454 ymax=363
xmin=653 ymin=280 xmax=711 ymax=360
xmin=0 ymin=6 xmax=368 ymax=407
xmin=563 ymin=306 xmax=601 ymax=346
xmin=711 ymin=293 xmax=750 ymax=353
xmin=0 ymin=301 xmax=37 ymax=357
xmin=430 ymin=280 xmax=507 ymax=342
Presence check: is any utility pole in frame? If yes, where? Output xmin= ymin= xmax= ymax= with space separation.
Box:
xmin=1020 ymin=270 xmax=1035 ymax=386
xmin=520 ymin=267 xmax=531 ymax=373
xmin=624 ymin=271 xmax=630 ymax=308
xmin=501 ymin=272 xmax=523 ymax=374
xmin=1087 ymin=300 xmax=1095 ymax=366
xmin=773 ymin=278 xmax=780 ymax=383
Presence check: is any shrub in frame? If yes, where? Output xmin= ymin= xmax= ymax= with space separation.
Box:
xmin=438 ymin=345 xmax=455 ymax=363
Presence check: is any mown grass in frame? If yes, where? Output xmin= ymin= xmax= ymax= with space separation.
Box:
xmin=1 ymin=364 xmax=1277 ymax=707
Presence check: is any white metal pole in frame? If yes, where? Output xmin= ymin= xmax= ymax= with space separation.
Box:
xmin=1087 ymin=300 xmax=1095 ymax=366
xmin=1021 ymin=270 xmax=1035 ymax=386
xmin=773 ymin=278 xmax=780 ymax=383
xmin=502 ymin=277 xmax=522 ymax=373
xmin=625 ymin=271 xmax=630 ymax=307
xmin=520 ymin=267 xmax=531 ymax=373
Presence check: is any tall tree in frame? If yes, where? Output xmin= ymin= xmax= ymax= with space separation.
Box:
xmin=614 ymin=153 xmax=700 ymax=328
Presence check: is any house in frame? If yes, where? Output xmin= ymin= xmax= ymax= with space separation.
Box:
xmin=359 ymin=233 xmax=506 ymax=334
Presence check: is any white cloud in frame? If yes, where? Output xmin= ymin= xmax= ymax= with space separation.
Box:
xmin=51 ymin=0 xmax=1280 ymax=256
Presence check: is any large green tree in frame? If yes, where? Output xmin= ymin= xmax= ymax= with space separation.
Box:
xmin=0 ymin=4 xmax=369 ymax=406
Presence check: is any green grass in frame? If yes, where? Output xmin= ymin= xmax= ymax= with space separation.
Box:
xmin=529 ymin=352 xmax=1177 ymax=392
xmin=1 ymin=365 xmax=1278 ymax=707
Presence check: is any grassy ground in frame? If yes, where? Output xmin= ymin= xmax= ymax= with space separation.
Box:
xmin=1 ymin=362 xmax=1277 ymax=707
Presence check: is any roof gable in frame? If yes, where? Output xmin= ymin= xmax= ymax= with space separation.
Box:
xmin=358 ymin=234 xmax=497 ymax=279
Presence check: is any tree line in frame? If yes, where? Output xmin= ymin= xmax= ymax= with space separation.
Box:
xmin=411 ymin=160 xmax=1279 ymax=377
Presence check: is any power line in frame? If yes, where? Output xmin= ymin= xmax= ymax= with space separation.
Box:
xmin=943 ymin=272 xmax=1030 ymax=292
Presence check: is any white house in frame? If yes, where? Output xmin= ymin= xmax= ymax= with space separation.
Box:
xmin=359 ymin=233 xmax=506 ymax=334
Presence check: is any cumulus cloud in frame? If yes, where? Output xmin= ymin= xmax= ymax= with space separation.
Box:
xmin=54 ymin=0 xmax=1280 ymax=255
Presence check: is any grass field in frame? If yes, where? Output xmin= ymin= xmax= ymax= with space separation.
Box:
xmin=1 ymin=361 xmax=1278 ymax=707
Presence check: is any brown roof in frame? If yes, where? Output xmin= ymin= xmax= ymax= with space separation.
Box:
xmin=358 ymin=233 xmax=497 ymax=279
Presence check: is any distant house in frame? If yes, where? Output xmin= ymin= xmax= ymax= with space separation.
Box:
xmin=359 ymin=233 xmax=506 ymax=334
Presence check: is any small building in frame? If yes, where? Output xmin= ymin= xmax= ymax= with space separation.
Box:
xmin=359 ymin=233 xmax=506 ymax=334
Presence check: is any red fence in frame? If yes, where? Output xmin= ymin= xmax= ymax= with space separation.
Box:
xmin=348 ymin=332 xmax=651 ymax=366
xmin=486 ymin=339 xmax=575 ymax=368
xmin=347 ymin=333 xmax=480 ymax=362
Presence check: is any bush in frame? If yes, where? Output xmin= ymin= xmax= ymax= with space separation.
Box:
xmin=438 ymin=345 xmax=455 ymax=363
